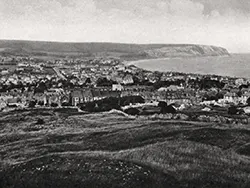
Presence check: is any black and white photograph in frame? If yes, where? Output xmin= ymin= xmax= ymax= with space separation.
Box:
xmin=1 ymin=0 xmax=250 ymax=187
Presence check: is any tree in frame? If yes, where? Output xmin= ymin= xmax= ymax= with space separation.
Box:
xmin=120 ymin=96 xmax=145 ymax=106
xmin=124 ymin=108 xmax=140 ymax=115
xmin=35 ymin=82 xmax=47 ymax=93
xmin=85 ymin=78 xmax=92 ymax=85
xmin=36 ymin=118 xmax=45 ymax=125
xmin=96 ymin=77 xmax=116 ymax=87
xmin=228 ymin=106 xmax=238 ymax=115
xmin=62 ymin=102 xmax=71 ymax=107
xmin=247 ymin=97 xmax=250 ymax=106
xmin=158 ymin=102 xmax=176 ymax=114
xmin=38 ymin=101 xmax=44 ymax=106
xmin=51 ymin=103 xmax=58 ymax=107
xmin=28 ymin=101 xmax=36 ymax=108
xmin=158 ymin=101 xmax=168 ymax=108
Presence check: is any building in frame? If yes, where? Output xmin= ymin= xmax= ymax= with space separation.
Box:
xmin=112 ymin=84 xmax=124 ymax=91
xmin=239 ymin=92 xmax=250 ymax=104
xmin=44 ymin=88 xmax=65 ymax=106
xmin=70 ymin=89 xmax=93 ymax=106
xmin=70 ymin=87 xmax=120 ymax=106
xmin=219 ymin=92 xmax=239 ymax=104
xmin=122 ymin=74 xmax=134 ymax=85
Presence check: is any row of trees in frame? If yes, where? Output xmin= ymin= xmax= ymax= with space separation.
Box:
xmin=79 ymin=96 xmax=145 ymax=112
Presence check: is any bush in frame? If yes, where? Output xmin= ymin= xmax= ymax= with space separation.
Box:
xmin=38 ymin=101 xmax=44 ymax=106
xmin=228 ymin=106 xmax=238 ymax=115
xmin=36 ymin=118 xmax=44 ymax=125
xmin=79 ymin=96 xmax=145 ymax=112
xmin=120 ymin=96 xmax=145 ymax=106
xmin=158 ymin=101 xmax=176 ymax=114
xmin=51 ymin=103 xmax=58 ymax=107
xmin=28 ymin=101 xmax=36 ymax=108
xmin=124 ymin=108 xmax=140 ymax=115
xmin=247 ymin=97 xmax=250 ymax=106
xmin=62 ymin=102 xmax=71 ymax=107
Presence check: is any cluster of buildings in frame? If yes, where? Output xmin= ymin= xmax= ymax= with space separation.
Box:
xmin=1 ymin=55 xmax=250 ymax=112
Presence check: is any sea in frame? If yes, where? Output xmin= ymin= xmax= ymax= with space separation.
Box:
xmin=127 ymin=54 xmax=250 ymax=78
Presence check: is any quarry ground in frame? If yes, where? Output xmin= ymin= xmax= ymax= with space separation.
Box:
xmin=1 ymin=108 xmax=250 ymax=188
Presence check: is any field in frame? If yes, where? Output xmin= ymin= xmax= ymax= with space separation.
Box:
xmin=1 ymin=109 xmax=250 ymax=187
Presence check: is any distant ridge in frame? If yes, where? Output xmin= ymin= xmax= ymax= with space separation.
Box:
xmin=0 ymin=40 xmax=230 ymax=60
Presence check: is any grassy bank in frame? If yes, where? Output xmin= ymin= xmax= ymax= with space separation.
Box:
xmin=1 ymin=109 xmax=250 ymax=187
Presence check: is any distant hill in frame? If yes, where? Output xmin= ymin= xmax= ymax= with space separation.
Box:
xmin=0 ymin=40 xmax=230 ymax=60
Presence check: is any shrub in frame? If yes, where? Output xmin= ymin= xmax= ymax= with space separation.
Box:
xmin=38 ymin=101 xmax=44 ymax=106
xmin=51 ymin=103 xmax=58 ymax=107
xmin=28 ymin=101 xmax=36 ymax=108
xmin=158 ymin=101 xmax=176 ymax=114
xmin=228 ymin=106 xmax=238 ymax=115
xmin=79 ymin=96 xmax=145 ymax=112
xmin=36 ymin=118 xmax=45 ymax=125
xmin=124 ymin=108 xmax=140 ymax=115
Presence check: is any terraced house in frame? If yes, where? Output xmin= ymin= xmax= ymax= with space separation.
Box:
xmin=70 ymin=87 xmax=120 ymax=106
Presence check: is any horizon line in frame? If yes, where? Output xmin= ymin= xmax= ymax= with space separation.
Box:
xmin=0 ymin=38 xmax=225 ymax=47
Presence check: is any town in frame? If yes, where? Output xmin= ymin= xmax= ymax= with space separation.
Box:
xmin=1 ymin=55 xmax=250 ymax=123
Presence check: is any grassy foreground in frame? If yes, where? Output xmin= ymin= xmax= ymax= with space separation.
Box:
xmin=1 ymin=109 xmax=250 ymax=187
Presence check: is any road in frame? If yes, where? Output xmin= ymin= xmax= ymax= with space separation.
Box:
xmin=53 ymin=67 xmax=66 ymax=80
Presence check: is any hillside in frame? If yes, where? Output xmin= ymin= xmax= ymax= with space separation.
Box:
xmin=1 ymin=109 xmax=250 ymax=188
xmin=0 ymin=40 xmax=230 ymax=60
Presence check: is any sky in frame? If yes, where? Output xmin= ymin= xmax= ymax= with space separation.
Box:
xmin=0 ymin=0 xmax=250 ymax=53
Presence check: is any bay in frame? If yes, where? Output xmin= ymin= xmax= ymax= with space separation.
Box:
xmin=128 ymin=54 xmax=250 ymax=78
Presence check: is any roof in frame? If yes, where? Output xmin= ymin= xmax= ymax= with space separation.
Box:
xmin=165 ymin=85 xmax=184 ymax=91
xmin=7 ymin=98 xmax=18 ymax=104
xmin=224 ymin=92 xmax=237 ymax=97
xmin=243 ymin=93 xmax=250 ymax=97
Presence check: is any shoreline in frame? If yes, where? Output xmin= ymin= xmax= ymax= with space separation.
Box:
xmin=122 ymin=54 xmax=250 ymax=79
xmin=124 ymin=57 xmax=172 ymax=66
xmin=124 ymin=54 xmax=231 ymax=66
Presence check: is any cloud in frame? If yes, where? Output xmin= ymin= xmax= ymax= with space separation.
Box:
xmin=0 ymin=0 xmax=250 ymax=52
xmin=192 ymin=0 xmax=250 ymax=15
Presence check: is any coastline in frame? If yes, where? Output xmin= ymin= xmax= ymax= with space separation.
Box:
xmin=122 ymin=54 xmax=250 ymax=78
xmin=124 ymin=57 xmax=173 ymax=66
xmin=124 ymin=55 xmax=231 ymax=66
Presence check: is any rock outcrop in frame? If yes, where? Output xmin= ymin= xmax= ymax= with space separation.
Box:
xmin=144 ymin=45 xmax=229 ymax=58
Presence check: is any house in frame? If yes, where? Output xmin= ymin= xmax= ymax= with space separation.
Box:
xmin=0 ymin=99 xmax=6 ymax=110
xmin=219 ymin=92 xmax=239 ymax=104
xmin=61 ymin=95 xmax=70 ymax=105
xmin=112 ymin=84 xmax=124 ymax=91
xmin=6 ymin=96 xmax=25 ymax=108
xmin=239 ymin=92 xmax=250 ymax=104
xmin=1 ymin=70 xmax=9 ymax=75
xmin=235 ymin=78 xmax=246 ymax=86
xmin=123 ymin=74 xmax=134 ymax=85
xmin=33 ymin=93 xmax=46 ymax=105
xmin=44 ymin=88 xmax=64 ymax=106
xmin=121 ymin=86 xmax=154 ymax=98
xmin=151 ymin=92 xmax=167 ymax=102
xmin=70 ymin=89 xmax=93 ymax=106
xmin=156 ymin=86 xmax=195 ymax=104
xmin=123 ymin=86 xmax=154 ymax=92
xmin=116 ymin=64 xmax=126 ymax=71
xmin=158 ymin=85 xmax=184 ymax=92
xmin=243 ymin=107 xmax=250 ymax=114
xmin=6 ymin=98 xmax=18 ymax=106
xmin=70 ymin=87 xmax=120 ymax=106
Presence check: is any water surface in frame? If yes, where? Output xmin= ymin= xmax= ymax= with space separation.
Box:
xmin=129 ymin=54 xmax=250 ymax=78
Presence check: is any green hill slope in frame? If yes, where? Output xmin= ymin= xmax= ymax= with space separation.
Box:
xmin=0 ymin=40 xmax=230 ymax=59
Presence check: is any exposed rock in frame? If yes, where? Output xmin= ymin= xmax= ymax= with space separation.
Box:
xmin=145 ymin=45 xmax=229 ymax=58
